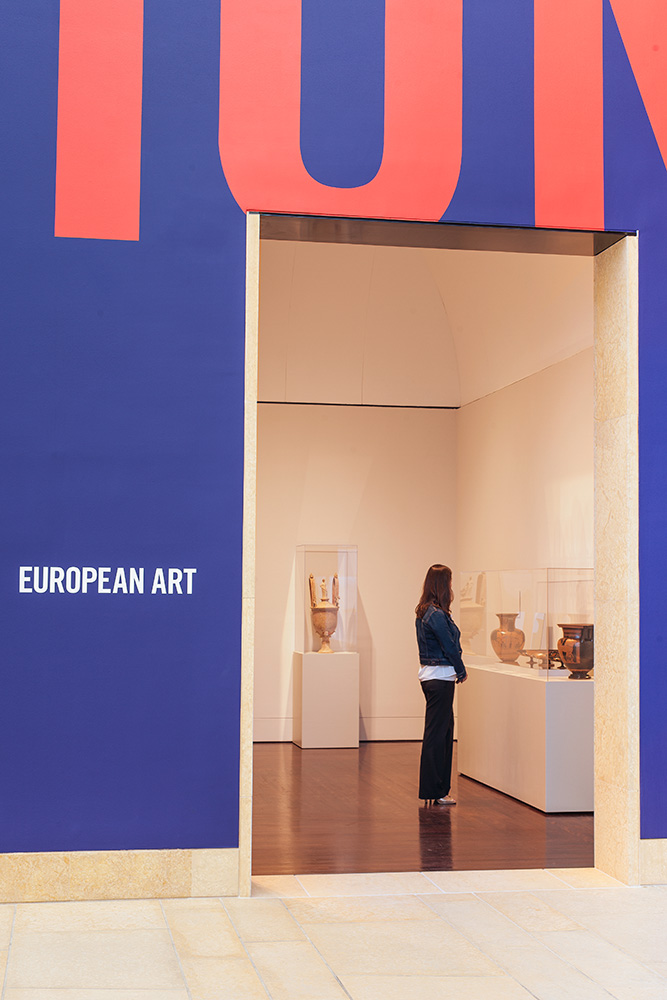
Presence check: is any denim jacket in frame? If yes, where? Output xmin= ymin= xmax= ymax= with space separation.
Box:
xmin=416 ymin=605 xmax=467 ymax=680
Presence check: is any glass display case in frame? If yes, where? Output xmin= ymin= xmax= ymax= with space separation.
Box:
xmin=295 ymin=545 xmax=358 ymax=653
xmin=459 ymin=568 xmax=594 ymax=679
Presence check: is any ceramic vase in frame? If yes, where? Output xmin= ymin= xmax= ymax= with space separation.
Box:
xmin=490 ymin=613 xmax=525 ymax=663
xmin=557 ymin=623 xmax=594 ymax=679
xmin=311 ymin=605 xmax=338 ymax=653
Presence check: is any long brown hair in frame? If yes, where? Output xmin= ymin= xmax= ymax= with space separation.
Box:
xmin=415 ymin=564 xmax=453 ymax=618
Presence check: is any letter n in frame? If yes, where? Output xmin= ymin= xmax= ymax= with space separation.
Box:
xmin=606 ymin=1 xmax=667 ymax=176
xmin=534 ymin=0 xmax=604 ymax=230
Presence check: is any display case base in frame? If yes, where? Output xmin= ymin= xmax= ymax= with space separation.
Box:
xmin=457 ymin=660 xmax=593 ymax=812
xmin=292 ymin=651 xmax=360 ymax=749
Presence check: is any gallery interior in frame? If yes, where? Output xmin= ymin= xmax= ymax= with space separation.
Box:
xmin=250 ymin=216 xmax=618 ymax=875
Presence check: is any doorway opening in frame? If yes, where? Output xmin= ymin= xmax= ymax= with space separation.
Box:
xmin=241 ymin=215 xmax=636 ymax=882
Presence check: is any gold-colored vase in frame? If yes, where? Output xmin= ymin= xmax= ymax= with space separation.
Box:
xmin=490 ymin=613 xmax=525 ymax=663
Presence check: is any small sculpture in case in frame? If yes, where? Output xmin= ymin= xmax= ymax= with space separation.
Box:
xmin=309 ymin=573 xmax=340 ymax=653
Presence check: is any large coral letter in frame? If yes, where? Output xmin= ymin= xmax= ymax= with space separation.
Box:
xmin=218 ymin=0 xmax=462 ymax=221
xmin=534 ymin=0 xmax=604 ymax=230
xmin=608 ymin=1 xmax=667 ymax=174
xmin=55 ymin=0 xmax=144 ymax=241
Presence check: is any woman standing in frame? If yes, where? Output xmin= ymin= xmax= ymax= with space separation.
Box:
xmin=415 ymin=564 xmax=467 ymax=805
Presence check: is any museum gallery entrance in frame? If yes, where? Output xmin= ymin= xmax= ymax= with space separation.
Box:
xmin=242 ymin=215 xmax=636 ymax=879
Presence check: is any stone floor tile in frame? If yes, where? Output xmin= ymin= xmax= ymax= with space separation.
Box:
xmin=425 ymin=869 xmax=569 ymax=893
xmin=295 ymin=872 xmax=439 ymax=896
xmin=299 ymin=917 xmax=503 ymax=977
xmin=0 ymin=905 xmax=15 ymax=946
xmin=339 ymin=973 xmax=536 ymax=1000
xmin=487 ymin=943 xmax=624 ymax=1000
xmin=285 ymin=894 xmax=438 ymax=924
xmin=535 ymin=928 xmax=666 ymax=994
xmin=5 ymin=992 xmax=188 ymax=1000
xmin=421 ymin=897 xmax=619 ymax=999
xmin=245 ymin=940 xmax=349 ymax=1000
xmin=161 ymin=899 xmax=245 ymax=959
xmin=250 ymin=876 xmax=309 ymax=898
xmin=422 ymin=893 xmax=539 ymax=947
xmin=547 ymin=868 xmax=627 ymax=889
xmin=478 ymin=891 xmax=583 ymax=933
xmin=14 ymin=900 xmax=165 ymax=933
xmin=223 ymin=897 xmax=305 ymax=942
xmin=177 ymin=956 xmax=270 ymax=999
xmin=533 ymin=887 xmax=667 ymax=964
xmin=644 ymin=960 xmax=667 ymax=978
xmin=608 ymin=987 xmax=667 ymax=1000
xmin=6 ymin=929 xmax=184 ymax=989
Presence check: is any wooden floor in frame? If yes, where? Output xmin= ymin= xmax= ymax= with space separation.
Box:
xmin=252 ymin=741 xmax=594 ymax=875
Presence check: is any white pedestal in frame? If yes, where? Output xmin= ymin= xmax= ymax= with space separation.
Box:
xmin=457 ymin=660 xmax=593 ymax=812
xmin=292 ymin=651 xmax=360 ymax=748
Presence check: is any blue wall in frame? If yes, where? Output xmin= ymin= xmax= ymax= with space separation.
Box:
xmin=1 ymin=0 xmax=666 ymax=851
xmin=1 ymin=0 xmax=244 ymax=851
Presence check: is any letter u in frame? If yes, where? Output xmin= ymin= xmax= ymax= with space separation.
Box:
xmin=219 ymin=0 xmax=462 ymax=221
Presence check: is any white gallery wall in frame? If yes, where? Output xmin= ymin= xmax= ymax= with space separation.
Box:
xmin=254 ymin=404 xmax=457 ymax=741
xmin=253 ymin=239 xmax=594 ymax=742
xmin=456 ymin=348 xmax=594 ymax=572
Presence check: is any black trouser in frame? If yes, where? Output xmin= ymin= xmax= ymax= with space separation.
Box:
xmin=419 ymin=679 xmax=455 ymax=800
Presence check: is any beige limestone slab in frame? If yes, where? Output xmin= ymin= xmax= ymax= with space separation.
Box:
xmin=14 ymin=899 xmax=165 ymax=933
xmin=238 ymin=212 xmax=260 ymax=897
xmin=178 ymin=956 xmax=269 ymax=999
xmin=463 ymin=891 xmax=581 ymax=935
xmin=594 ymin=775 xmax=640 ymax=885
xmin=533 ymin=887 xmax=667 ymax=964
xmin=67 ymin=850 xmax=192 ymax=900
xmin=298 ymin=918 xmax=503 ymax=977
xmin=609 ymin=987 xmax=667 ymax=1000
xmin=548 ymin=868 xmax=626 ymax=889
xmin=422 ymin=893 xmax=538 ymax=947
xmin=595 ymin=418 xmax=632 ymax=601
xmin=645 ymin=960 xmax=667 ymax=978
xmin=285 ymin=893 xmax=439 ymax=924
xmin=0 ymin=850 xmax=243 ymax=903
xmin=594 ymin=662 xmax=633 ymax=788
xmin=594 ymin=236 xmax=637 ymax=424
xmin=250 ymin=875 xmax=309 ymax=898
xmin=4 ymin=986 xmax=189 ymax=1000
xmin=161 ymin=899 xmax=245 ymax=959
xmin=425 ymin=868 xmax=567 ymax=893
xmin=640 ymin=839 xmax=667 ymax=885
xmin=535 ymin=928 xmax=666 ymax=993
xmin=295 ymin=871 xmax=440 ymax=896
xmin=421 ymin=893 xmax=633 ymax=997
xmin=6 ymin=929 xmax=184 ymax=989
xmin=245 ymin=939 xmax=350 ymax=1000
xmin=223 ymin=897 xmax=305 ymax=941
xmin=5 ymin=992 xmax=189 ymax=1000
xmin=337 ymin=973 xmax=535 ymax=1000
xmin=0 ymin=904 xmax=14 ymax=945
xmin=0 ymin=854 xmax=70 ymax=903
xmin=190 ymin=849 xmax=239 ymax=897
xmin=238 ymin=597 xmax=255 ymax=899
xmin=595 ymin=330 xmax=629 ymax=422
xmin=489 ymin=943 xmax=624 ymax=1000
